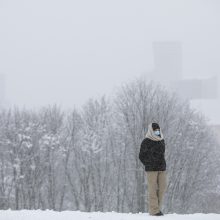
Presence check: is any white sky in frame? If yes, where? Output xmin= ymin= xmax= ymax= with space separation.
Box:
xmin=0 ymin=0 xmax=220 ymax=110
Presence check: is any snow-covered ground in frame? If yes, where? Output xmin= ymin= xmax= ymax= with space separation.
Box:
xmin=0 ymin=210 xmax=219 ymax=220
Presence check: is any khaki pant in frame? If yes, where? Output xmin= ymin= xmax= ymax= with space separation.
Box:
xmin=146 ymin=171 xmax=167 ymax=215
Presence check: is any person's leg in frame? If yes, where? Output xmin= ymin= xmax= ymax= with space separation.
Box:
xmin=146 ymin=171 xmax=160 ymax=215
xmin=158 ymin=171 xmax=167 ymax=211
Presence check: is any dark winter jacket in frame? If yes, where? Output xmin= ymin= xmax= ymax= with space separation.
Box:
xmin=139 ymin=137 xmax=166 ymax=171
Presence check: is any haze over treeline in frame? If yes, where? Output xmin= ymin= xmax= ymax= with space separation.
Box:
xmin=0 ymin=0 xmax=220 ymax=108
xmin=0 ymin=79 xmax=219 ymax=213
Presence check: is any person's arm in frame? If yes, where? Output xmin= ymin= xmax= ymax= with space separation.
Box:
xmin=139 ymin=139 xmax=150 ymax=166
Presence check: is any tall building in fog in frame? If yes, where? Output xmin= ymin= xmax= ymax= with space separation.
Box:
xmin=146 ymin=41 xmax=219 ymax=125
xmin=0 ymin=74 xmax=6 ymax=106
xmin=153 ymin=41 xmax=182 ymax=83
xmin=172 ymin=76 xmax=218 ymax=100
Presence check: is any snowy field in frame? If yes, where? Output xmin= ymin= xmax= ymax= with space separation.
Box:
xmin=0 ymin=210 xmax=219 ymax=220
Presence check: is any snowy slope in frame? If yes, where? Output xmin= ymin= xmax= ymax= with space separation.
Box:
xmin=0 ymin=210 xmax=219 ymax=220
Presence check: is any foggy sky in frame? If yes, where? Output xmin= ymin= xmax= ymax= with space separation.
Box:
xmin=0 ymin=0 xmax=220 ymax=109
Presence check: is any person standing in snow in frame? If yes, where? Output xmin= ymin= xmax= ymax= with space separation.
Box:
xmin=139 ymin=122 xmax=167 ymax=216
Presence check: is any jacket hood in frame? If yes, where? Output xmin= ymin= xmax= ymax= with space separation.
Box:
xmin=145 ymin=123 xmax=164 ymax=141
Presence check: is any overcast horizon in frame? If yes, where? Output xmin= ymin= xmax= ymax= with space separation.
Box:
xmin=1 ymin=0 xmax=220 ymax=114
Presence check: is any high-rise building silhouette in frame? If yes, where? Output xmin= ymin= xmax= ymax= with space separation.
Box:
xmin=153 ymin=41 xmax=182 ymax=83
xmin=146 ymin=41 xmax=219 ymax=125
xmin=0 ymin=74 xmax=6 ymax=106
xmin=149 ymin=41 xmax=218 ymax=100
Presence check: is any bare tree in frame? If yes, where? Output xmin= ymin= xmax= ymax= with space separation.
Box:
xmin=0 ymin=77 xmax=219 ymax=214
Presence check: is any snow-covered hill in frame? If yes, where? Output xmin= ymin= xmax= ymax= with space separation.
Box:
xmin=0 ymin=210 xmax=219 ymax=220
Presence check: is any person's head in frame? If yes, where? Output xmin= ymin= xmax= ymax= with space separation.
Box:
xmin=145 ymin=122 xmax=163 ymax=140
xmin=152 ymin=123 xmax=161 ymax=136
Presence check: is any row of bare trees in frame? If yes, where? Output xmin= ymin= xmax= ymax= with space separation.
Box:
xmin=0 ymin=77 xmax=219 ymax=213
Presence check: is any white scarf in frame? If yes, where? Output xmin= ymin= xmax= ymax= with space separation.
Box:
xmin=145 ymin=123 xmax=164 ymax=141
